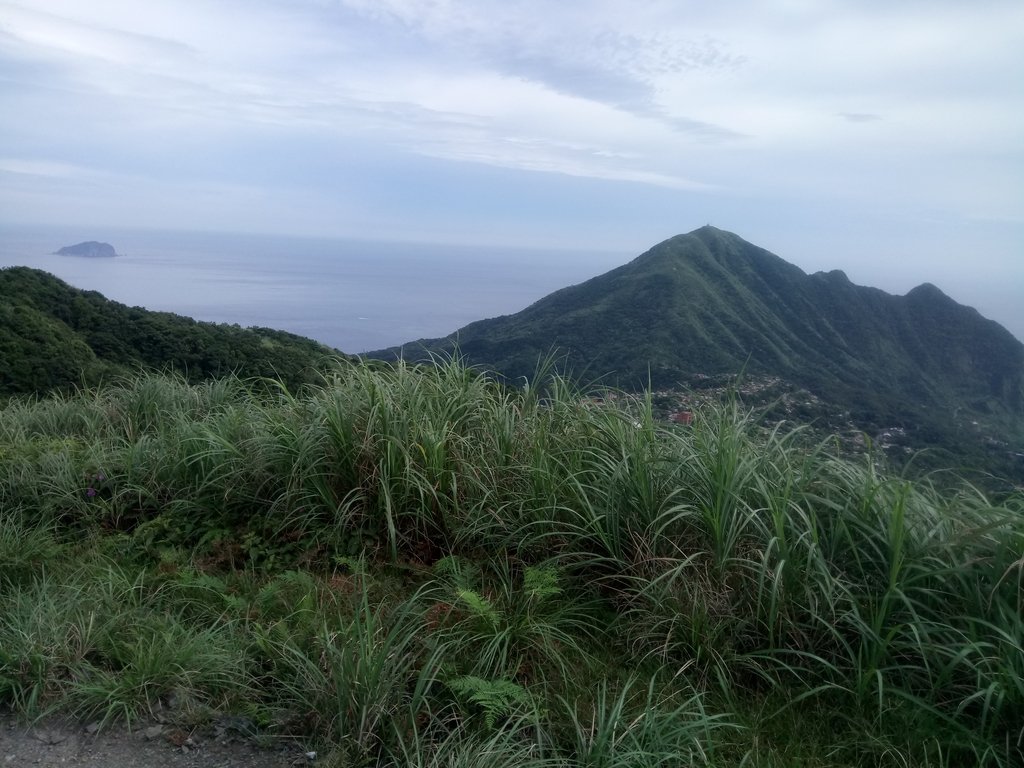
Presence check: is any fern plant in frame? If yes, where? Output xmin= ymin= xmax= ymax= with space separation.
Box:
xmin=523 ymin=565 xmax=561 ymax=603
xmin=446 ymin=675 xmax=533 ymax=730
xmin=457 ymin=588 xmax=502 ymax=629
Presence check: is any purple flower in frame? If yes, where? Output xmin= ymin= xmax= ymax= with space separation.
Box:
xmin=86 ymin=487 xmax=97 ymax=498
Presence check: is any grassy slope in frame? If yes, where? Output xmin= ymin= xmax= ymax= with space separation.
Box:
xmin=0 ymin=266 xmax=344 ymax=396
xmin=1 ymin=360 xmax=1022 ymax=766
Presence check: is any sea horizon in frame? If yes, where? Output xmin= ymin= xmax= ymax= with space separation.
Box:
xmin=0 ymin=224 xmax=628 ymax=354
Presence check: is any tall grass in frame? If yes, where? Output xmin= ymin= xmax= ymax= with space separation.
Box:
xmin=1 ymin=359 xmax=1021 ymax=765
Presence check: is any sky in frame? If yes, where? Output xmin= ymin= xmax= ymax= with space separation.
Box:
xmin=1 ymin=0 xmax=1022 ymax=339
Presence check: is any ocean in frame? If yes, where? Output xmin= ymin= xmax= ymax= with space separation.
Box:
xmin=0 ymin=226 xmax=628 ymax=353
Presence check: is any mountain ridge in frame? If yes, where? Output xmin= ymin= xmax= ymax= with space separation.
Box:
xmin=368 ymin=227 xmax=1024 ymax=475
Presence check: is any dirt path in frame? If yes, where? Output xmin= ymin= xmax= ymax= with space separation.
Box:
xmin=0 ymin=714 xmax=316 ymax=767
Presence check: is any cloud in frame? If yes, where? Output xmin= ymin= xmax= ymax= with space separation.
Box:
xmin=2 ymin=0 xmax=735 ymax=188
xmin=0 ymin=0 xmax=1022 ymax=243
xmin=330 ymin=0 xmax=748 ymax=139
xmin=0 ymin=2 xmax=195 ymax=65
xmin=837 ymin=112 xmax=882 ymax=123
xmin=0 ymin=158 xmax=89 ymax=178
xmin=416 ymin=132 xmax=713 ymax=191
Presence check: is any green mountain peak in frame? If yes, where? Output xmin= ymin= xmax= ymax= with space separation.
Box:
xmin=369 ymin=227 xmax=1024 ymax=479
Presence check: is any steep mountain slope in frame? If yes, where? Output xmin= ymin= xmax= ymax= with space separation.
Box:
xmin=370 ymin=227 xmax=1024 ymax=462
xmin=0 ymin=267 xmax=343 ymax=395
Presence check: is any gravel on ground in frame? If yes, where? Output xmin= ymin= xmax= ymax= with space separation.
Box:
xmin=0 ymin=714 xmax=318 ymax=768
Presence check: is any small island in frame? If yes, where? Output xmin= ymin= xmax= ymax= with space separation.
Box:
xmin=53 ymin=241 xmax=119 ymax=258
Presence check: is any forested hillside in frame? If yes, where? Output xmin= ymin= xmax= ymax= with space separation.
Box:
xmin=0 ymin=267 xmax=343 ymax=395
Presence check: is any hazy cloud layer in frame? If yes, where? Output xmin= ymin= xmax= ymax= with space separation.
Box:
xmin=1 ymin=0 xmax=1022 ymax=336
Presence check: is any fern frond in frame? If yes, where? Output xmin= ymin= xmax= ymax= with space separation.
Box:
xmin=447 ymin=675 xmax=532 ymax=729
xmin=457 ymin=588 xmax=502 ymax=628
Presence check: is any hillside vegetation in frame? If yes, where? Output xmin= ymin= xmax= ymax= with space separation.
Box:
xmin=2 ymin=359 xmax=1022 ymax=766
xmin=371 ymin=227 xmax=1024 ymax=484
xmin=0 ymin=266 xmax=341 ymax=396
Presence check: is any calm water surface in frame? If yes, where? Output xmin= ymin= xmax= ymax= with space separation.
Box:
xmin=0 ymin=226 xmax=627 ymax=353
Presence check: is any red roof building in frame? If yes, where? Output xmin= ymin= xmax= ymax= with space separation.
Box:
xmin=670 ymin=411 xmax=694 ymax=426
